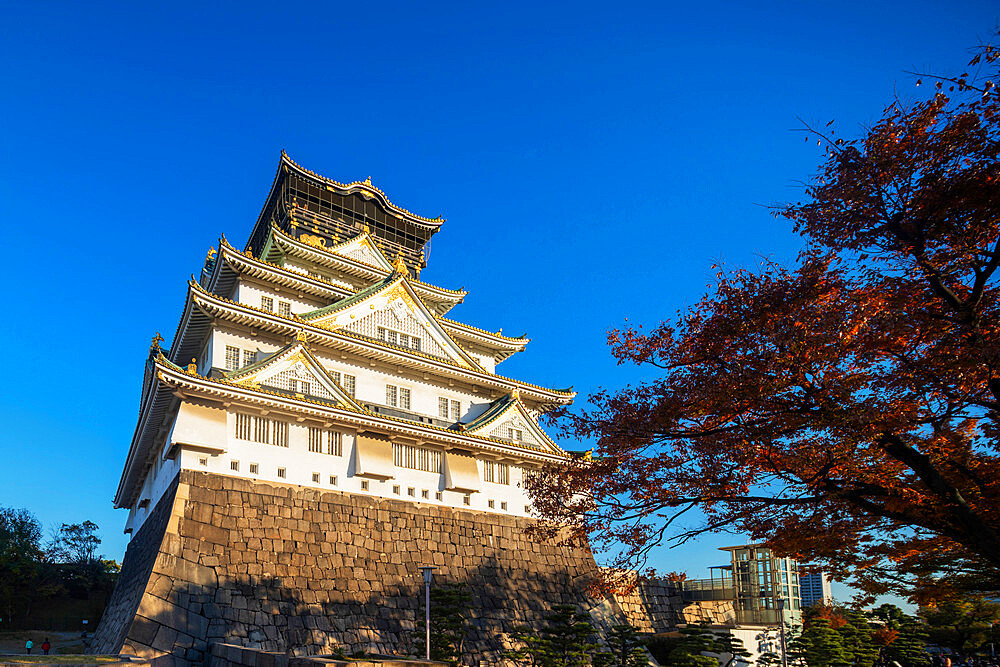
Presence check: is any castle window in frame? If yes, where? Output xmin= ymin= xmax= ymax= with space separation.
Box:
xmin=525 ymin=505 xmax=531 ymax=514
xmin=243 ymin=349 xmax=255 ymax=367
xmin=312 ymin=472 xmax=320 ymax=483
xmin=399 ymin=388 xmax=411 ymax=410
xmin=509 ymin=428 xmax=523 ymax=442
xmin=393 ymin=485 xmax=400 ymax=495
xmin=399 ymin=333 xmax=410 ymax=348
xmin=501 ymin=501 xmax=507 ymax=511
xmin=235 ymin=413 xmax=288 ymax=447
xmin=484 ymin=461 xmax=510 ymax=485
xmin=408 ymin=487 xmax=415 ymax=497
xmin=277 ymin=467 xmax=286 ymax=478
xmin=393 ymin=444 xmax=442 ymax=473
xmin=278 ymin=301 xmax=291 ymax=317
xmin=250 ymin=463 xmax=259 ymax=475
xmin=231 ymin=460 xmax=239 ymax=471
xmin=199 ymin=457 xmax=208 ymax=467
xmin=488 ymin=500 xmax=495 ymax=509
xmin=451 ymin=400 xmax=461 ymax=421
xmin=308 ymin=427 xmax=323 ymax=453
xmin=343 ymin=374 xmax=356 ymax=397
xmin=328 ymin=432 xmax=343 ymax=456
xmin=361 ymin=480 xmax=370 ymax=491
xmin=412 ymin=338 xmax=421 ymax=352
xmin=421 ymin=489 xmax=429 ymax=499
xmin=291 ymin=379 xmax=311 ymax=395
xmin=225 ymin=345 xmax=240 ymax=371
xmin=261 ymin=296 xmax=274 ymax=312
xmin=463 ymin=494 xmax=471 ymax=506
xmin=438 ymin=397 xmax=449 ymax=418
xmin=435 ymin=491 xmax=443 ymax=501
xmin=329 ymin=475 xmax=337 ymax=486
xmin=386 ymin=384 xmax=398 ymax=407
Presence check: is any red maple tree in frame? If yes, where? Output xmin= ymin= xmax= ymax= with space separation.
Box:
xmin=530 ymin=37 xmax=1000 ymax=602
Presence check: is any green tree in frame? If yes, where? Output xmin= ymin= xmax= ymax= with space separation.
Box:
xmin=0 ymin=507 xmax=44 ymax=627
xmin=644 ymin=623 xmax=748 ymax=667
xmin=920 ymin=597 xmax=1000 ymax=655
xmin=602 ymin=623 xmax=647 ymax=667
xmin=870 ymin=604 xmax=929 ymax=667
xmin=509 ymin=605 xmax=601 ymax=667
xmin=789 ymin=617 xmax=851 ymax=667
xmin=413 ymin=584 xmax=471 ymax=667
xmin=49 ymin=521 xmax=101 ymax=564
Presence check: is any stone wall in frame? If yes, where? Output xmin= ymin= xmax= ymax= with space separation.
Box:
xmin=93 ymin=471 xmax=621 ymax=665
xmin=604 ymin=570 xmax=736 ymax=632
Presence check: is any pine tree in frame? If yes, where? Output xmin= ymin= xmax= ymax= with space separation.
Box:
xmin=789 ymin=617 xmax=851 ymax=667
xmin=413 ymin=584 xmax=472 ymax=667
xmin=509 ymin=605 xmax=601 ymax=667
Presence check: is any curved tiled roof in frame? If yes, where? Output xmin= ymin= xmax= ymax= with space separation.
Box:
xmin=282 ymin=151 xmax=444 ymax=227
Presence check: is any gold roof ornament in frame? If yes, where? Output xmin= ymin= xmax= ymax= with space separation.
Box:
xmin=363 ymin=176 xmax=372 ymax=186
xmin=205 ymin=247 xmax=217 ymax=262
xmin=150 ymin=332 xmax=164 ymax=351
xmin=392 ymin=253 xmax=409 ymax=277
xmin=188 ymin=358 xmax=197 ymax=373
xmin=296 ymin=330 xmax=308 ymax=344
xmin=510 ymin=387 xmax=520 ymax=401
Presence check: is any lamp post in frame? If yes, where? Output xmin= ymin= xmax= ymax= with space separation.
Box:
xmin=775 ymin=597 xmax=788 ymax=667
xmin=419 ymin=566 xmax=436 ymax=661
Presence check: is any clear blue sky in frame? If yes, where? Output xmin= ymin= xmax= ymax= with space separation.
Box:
xmin=1 ymin=1 xmax=996 ymax=605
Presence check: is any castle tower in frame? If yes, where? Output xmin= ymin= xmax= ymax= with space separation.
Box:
xmin=92 ymin=154 xmax=608 ymax=663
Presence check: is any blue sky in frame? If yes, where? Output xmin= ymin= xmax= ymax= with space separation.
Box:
xmin=1 ymin=1 xmax=996 ymax=605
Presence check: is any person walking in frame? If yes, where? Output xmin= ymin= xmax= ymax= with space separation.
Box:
xmin=41 ymin=639 xmax=51 ymax=655
xmin=24 ymin=639 xmax=33 ymax=654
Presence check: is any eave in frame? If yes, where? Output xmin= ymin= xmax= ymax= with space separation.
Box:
xmin=266 ymin=227 xmax=466 ymax=314
xmin=170 ymin=281 xmax=575 ymax=408
xmin=116 ymin=360 xmax=569 ymax=508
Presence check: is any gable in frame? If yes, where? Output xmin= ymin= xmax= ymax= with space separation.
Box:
xmin=299 ymin=232 xmax=393 ymax=271
xmin=303 ymin=278 xmax=478 ymax=369
xmin=464 ymin=395 xmax=563 ymax=455
xmin=224 ymin=338 xmax=359 ymax=408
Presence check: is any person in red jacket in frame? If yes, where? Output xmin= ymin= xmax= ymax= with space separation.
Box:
xmin=41 ymin=639 xmax=50 ymax=655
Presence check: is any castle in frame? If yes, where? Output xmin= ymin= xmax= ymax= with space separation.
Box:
xmin=91 ymin=154 xmax=608 ymax=663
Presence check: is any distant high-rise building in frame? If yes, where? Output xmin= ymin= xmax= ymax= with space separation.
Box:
xmin=798 ymin=568 xmax=833 ymax=607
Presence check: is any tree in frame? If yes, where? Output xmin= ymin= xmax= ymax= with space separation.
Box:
xmin=602 ymin=623 xmax=648 ymax=667
xmin=529 ymin=35 xmax=1000 ymax=602
xmin=413 ymin=584 xmax=471 ymax=667
xmin=508 ymin=605 xmax=601 ymax=667
xmin=644 ymin=623 xmax=748 ymax=667
xmin=920 ymin=596 xmax=1000 ymax=654
xmin=0 ymin=507 xmax=44 ymax=627
xmin=870 ymin=604 xmax=929 ymax=666
xmin=49 ymin=521 xmax=101 ymax=564
xmin=789 ymin=617 xmax=852 ymax=667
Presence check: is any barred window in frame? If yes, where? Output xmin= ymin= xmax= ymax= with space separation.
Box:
xmin=308 ymin=427 xmax=324 ymax=453
xmin=249 ymin=463 xmax=259 ymax=474
xmin=277 ymin=467 xmax=286 ymax=479
xmin=331 ymin=370 xmax=341 ymax=384
xmin=329 ymin=475 xmax=337 ymax=486
xmin=309 ymin=427 xmax=342 ymax=455
xmin=261 ymin=296 xmax=274 ymax=312
xmin=399 ymin=387 xmax=411 ymax=410
xmin=438 ymin=397 xmax=449 ymax=418
xmin=273 ymin=421 xmax=289 ymax=447
xmin=312 ymin=472 xmax=320 ymax=483
xmin=243 ymin=349 xmax=255 ymax=367
xmin=451 ymin=400 xmax=461 ymax=421
xmin=328 ymin=431 xmax=343 ymax=456
xmin=292 ymin=379 xmax=311 ymax=395
xmin=399 ymin=333 xmax=410 ymax=348
xmin=421 ymin=489 xmax=429 ymax=499
xmin=509 ymin=428 xmax=523 ymax=442
xmin=225 ymin=345 xmax=240 ymax=371
xmin=501 ymin=501 xmax=507 ymax=511
xmin=343 ymin=374 xmax=356 ymax=397
xmin=386 ymin=384 xmax=398 ymax=407
xmin=278 ymin=301 xmax=291 ymax=317
xmin=377 ymin=327 xmax=386 ymax=340
xmin=435 ymin=491 xmax=443 ymax=501
xmin=412 ymin=337 xmax=421 ymax=352
xmin=235 ymin=413 xmax=288 ymax=447
xmin=361 ymin=480 xmax=369 ymax=491
xmin=231 ymin=460 xmax=239 ymax=471
xmin=488 ymin=499 xmax=495 ymax=509
xmin=484 ymin=460 xmax=510 ymax=485
xmin=393 ymin=443 xmax=442 ymax=473
xmin=388 ymin=330 xmax=398 ymax=345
